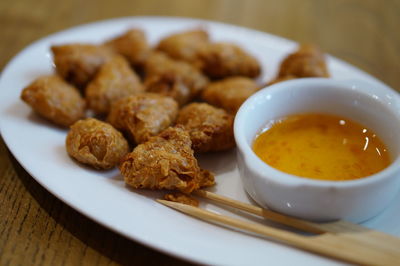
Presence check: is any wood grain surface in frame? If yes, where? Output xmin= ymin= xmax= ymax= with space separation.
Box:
xmin=1 ymin=0 xmax=399 ymax=265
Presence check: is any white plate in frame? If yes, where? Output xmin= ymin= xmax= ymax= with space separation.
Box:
xmin=1 ymin=16 xmax=399 ymax=266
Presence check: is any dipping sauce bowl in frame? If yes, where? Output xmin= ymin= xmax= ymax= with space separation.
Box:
xmin=234 ymin=78 xmax=400 ymax=222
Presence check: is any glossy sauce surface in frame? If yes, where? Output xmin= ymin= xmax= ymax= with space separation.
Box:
xmin=253 ymin=113 xmax=391 ymax=181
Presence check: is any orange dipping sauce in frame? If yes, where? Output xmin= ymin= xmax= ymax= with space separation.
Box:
xmin=253 ymin=113 xmax=391 ymax=181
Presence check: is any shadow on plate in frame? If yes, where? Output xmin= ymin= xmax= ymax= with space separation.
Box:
xmin=54 ymin=143 xmax=120 ymax=177
xmin=196 ymin=148 xmax=237 ymax=175
xmin=4 ymin=101 xmax=67 ymax=133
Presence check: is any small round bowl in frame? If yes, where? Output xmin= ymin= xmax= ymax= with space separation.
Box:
xmin=234 ymin=78 xmax=400 ymax=223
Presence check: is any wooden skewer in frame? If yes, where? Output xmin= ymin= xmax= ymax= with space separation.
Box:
xmin=157 ymin=199 xmax=400 ymax=266
xmin=194 ymin=190 xmax=373 ymax=233
xmin=194 ymin=189 xmax=400 ymax=253
xmin=193 ymin=190 xmax=400 ymax=251
xmin=194 ymin=190 xmax=326 ymax=234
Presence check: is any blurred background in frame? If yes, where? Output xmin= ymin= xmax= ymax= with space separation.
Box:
xmin=1 ymin=0 xmax=399 ymax=265
xmin=2 ymin=0 xmax=399 ymax=89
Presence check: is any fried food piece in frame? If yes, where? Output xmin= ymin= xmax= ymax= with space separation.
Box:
xmin=66 ymin=118 xmax=129 ymax=170
xmin=199 ymin=169 xmax=215 ymax=188
xmin=164 ymin=192 xmax=199 ymax=207
xmin=176 ymin=103 xmax=235 ymax=153
xmin=107 ymin=93 xmax=178 ymax=144
xmin=201 ymin=76 xmax=259 ymax=114
xmin=278 ymin=44 xmax=329 ymax=78
xmin=20 ymin=75 xmax=85 ymax=127
xmin=85 ymin=56 xmax=144 ymax=115
xmin=143 ymin=51 xmax=172 ymax=77
xmin=105 ymin=28 xmax=151 ymax=67
xmin=156 ymin=29 xmax=209 ymax=66
xmin=197 ymin=42 xmax=261 ymax=79
xmin=144 ymin=52 xmax=209 ymax=105
xmin=51 ymin=44 xmax=115 ymax=89
xmin=120 ymin=126 xmax=215 ymax=193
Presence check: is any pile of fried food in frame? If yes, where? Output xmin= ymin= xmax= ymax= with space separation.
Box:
xmin=20 ymin=27 xmax=329 ymax=206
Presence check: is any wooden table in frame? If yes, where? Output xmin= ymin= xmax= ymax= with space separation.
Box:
xmin=1 ymin=0 xmax=399 ymax=265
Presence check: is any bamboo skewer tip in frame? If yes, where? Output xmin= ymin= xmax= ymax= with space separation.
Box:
xmin=156 ymin=192 xmax=400 ymax=266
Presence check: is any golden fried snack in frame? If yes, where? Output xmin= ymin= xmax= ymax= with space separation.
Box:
xmin=107 ymin=93 xmax=178 ymax=144
xmin=278 ymin=44 xmax=329 ymax=78
xmin=51 ymin=44 xmax=115 ymax=89
xmin=85 ymin=56 xmax=144 ymax=115
xmin=143 ymin=51 xmax=172 ymax=77
xmin=199 ymin=169 xmax=215 ymax=188
xmin=105 ymin=28 xmax=151 ymax=67
xmin=176 ymin=103 xmax=235 ymax=153
xmin=66 ymin=118 xmax=129 ymax=170
xmin=144 ymin=52 xmax=209 ymax=105
xmin=156 ymin=29 xmax=209 ymax=66
xmin=120 ymin=126 xmax=215 ymax=193
xmin=20 ymin=75 xmax=85 ymax=127
xmin=201 ymin=76 xmax=259 ymax=114
xmin=164 ymin=192 xmax=199 ymax=207
xmin=197 ymin=42 xmax=261 ymax=79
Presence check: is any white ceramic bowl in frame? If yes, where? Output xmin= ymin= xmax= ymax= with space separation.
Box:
xmin=234 ymin=78 xmax=400 ymax=223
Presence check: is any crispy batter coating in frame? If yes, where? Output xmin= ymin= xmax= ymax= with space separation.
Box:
xmin=197 ymin=42 xmax=261 ymax=79
xmin=201 ymin=76 xmax=259 ymax=114
xmin=278 ymin=44 xmax=329 ymax=78
xmin=85 ymin=56 xmax=144 ymax=115
xmin=51 ymin=44 xmax=115 ymax=88
xmin=107 ymin=93 xmax=178 ymax=144
xmin=164 ymin=192 xmax=199 ymax=207
xmin=199 ymin=169 xmax=215 ymax=188
xmin=20 ymin=75 xmax=85 ymax=127
xmin=156 ymin=29 xmax=209 ymax=66
xmin=144 ymin=52 xmax=209 ymax=105
xmin=176 ymin=103 xmax=235 ymax=153
xmin=66 ymin=118 xmax=129 ymax=169
xmin=143 ymin=51 xmax=172 ymax=77
xmin=120 ymin=126 xmax=215 ymax=193
xmin=105 ymin=28 xmax=151 ymax=67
